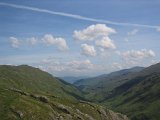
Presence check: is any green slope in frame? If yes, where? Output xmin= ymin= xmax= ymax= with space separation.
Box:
xmin=101 ymin=63 xmax=160 ymax=120
xmin=0 ymin=65 xmax=128 ymax=120
xmin=74 ymin=67 xmax=144 ymax=101
xmin=0 ymin=65 xmax=83 ymax=100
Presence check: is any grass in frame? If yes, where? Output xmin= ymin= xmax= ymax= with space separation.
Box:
xmin=0 ymin=65 xmax=128 ymax=120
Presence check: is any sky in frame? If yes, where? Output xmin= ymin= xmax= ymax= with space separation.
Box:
xmin=0 ymin=0 xmax=160 ymax=77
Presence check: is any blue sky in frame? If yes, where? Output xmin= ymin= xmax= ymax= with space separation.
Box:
xmin=0 ymin=0 xmax=160 ymax=77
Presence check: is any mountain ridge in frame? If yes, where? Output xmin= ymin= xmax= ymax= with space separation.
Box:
xmin=101 ymin=63 xmax=160 ymax=120
xmin=74 ymin=66 xmax=144 ymax=101
xmin=0 ymin=64 xmax=128 ymax=120
xmin=76 ymin=63 xmax=160 ymax=120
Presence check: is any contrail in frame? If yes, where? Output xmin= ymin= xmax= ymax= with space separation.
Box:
xmin=0 ymin=2 xmax=159 ymax=29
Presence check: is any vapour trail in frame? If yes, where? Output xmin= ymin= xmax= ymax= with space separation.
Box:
xmin=0 ymin=2 xmax=159 ymax=29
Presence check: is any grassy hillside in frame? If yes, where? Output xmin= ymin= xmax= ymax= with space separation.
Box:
xmin=0 ymin=65 xmax=128 ymax=120
xmin=101 ymin=63 xmax=160 ymax=120
xmin=0 ymin=65 xmax=83 ymax=99
xmin=74 ymin=67 xmax=144 ymax=101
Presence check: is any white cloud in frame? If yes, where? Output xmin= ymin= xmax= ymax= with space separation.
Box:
xmin=73 ymin=24 xmax=116 ymax=41
xmin=39 ymin=58 xmax=94 ymax=76
xmin=27 ymin=37 xmax=37 ymax=45
xmin=81 ymin=44 xmax=96 ymax=57
xmin=112 ymin=62 xmax=122 ymax=70
xmin=73 ymin=24 xmax=116 ymax=57
xmin=157 ymin=27 xmax=160 ymax=32
xmin=10 ymin=37 xmax=20 ymax=48
xmin=9 ymin=34 xmax=69 ymax=51
xmin=95 ymin=37 xmax=116 ymax=49
xmin=127 ymin=29 xmax=139 ymax=36
xmin=67 ymin=59 xmax=93 ymax=71
xmin=42 ymin=34 xmax=69 ymax=51
xmin=113 ymin=49 xmax=157 ymax=70
xmin=120 ymin=49 xmax=156 ymax=60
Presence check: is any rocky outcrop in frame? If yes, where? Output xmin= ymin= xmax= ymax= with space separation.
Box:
xmin=8 ymin=88 xmax=129 ymax=120
xmin=10 ymin=106 xmax=24 ymax=119
xmin=10 ymin=88 xmax=49 ymax=103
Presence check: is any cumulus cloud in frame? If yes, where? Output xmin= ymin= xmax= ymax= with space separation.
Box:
xmin=38 ymin=57 xmax=125 ymax=76
xmin=95 ymin=37 xmax=116 ymax=49
xmin=39 ymin=58 xmax=94 ymax=76
xmin=10 ymin=37 xmax=20 ymax=48
xmin=67 ymin=59 xmax=93 ymax=70
xmin=9 ymin=34 xmax=69 ymax=51
xmin=42 ymin=34 xmax=69 ymax=51
xmin=113 ymin=49 xmax=157 ymax=69
xmin=73 ymin=24 xmax=116 ymax=57
xmin=27 ymin=37 xmax=37 ymax=45
xmin=81 ymin=44 xmax=96 ymax=57
xmin=120 ymin=49 xmax=156 ymax=60
xmin=73 ymin=24 xmax=116 ymax=41
xmin=127 ymin=29 xmax=139 ymax=36
xmin=10 ymin=37 xmax=38 ymax=48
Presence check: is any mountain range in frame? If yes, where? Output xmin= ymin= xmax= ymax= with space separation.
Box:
xmin=75 ymin=63 xmax=160 ymax=120
xmin=0 ymin=62 xmax=160 ymax=120
xmin=74 ymin=66 xmax=144 ymax=101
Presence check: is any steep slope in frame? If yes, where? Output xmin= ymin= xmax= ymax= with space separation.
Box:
xmin=0 ymin=65 xmax=82 ymax=100
xmin=74 ymin=67 xmax=144 ymax=101
xmin=101 ymin=63 xmax=160 ymax=120
xmin=0 ymin=65 xmax=128 ymax=120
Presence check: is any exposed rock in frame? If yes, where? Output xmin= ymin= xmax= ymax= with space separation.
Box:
xmin=17 ymin=111 xmax=24 ymax=118
xmin=30 ymin=94 xmax=49 ymax=103
xmin=10 ymin=107 xmax=24 ymax=118
xmin=9 ymin=88 xmax=29 ymax=96
xmin=9 ymin=88 xmax=49 ymax=103
xmin=38 ymin=96 xmax=49 ymax=103
xmin=30 ymin=94 xmax=39 ymax=99
xmin=79 ymin=100 xmax=96 ymax=108
xmin=97 ymin=107 xmax=110 ymax=119
xmin=106 ymin=109 xmax=129 ymax=120
xmin=58 ymin=115 xmax=64 ymax=120
xmin=57 ymin=104 xmax=71 ymax=114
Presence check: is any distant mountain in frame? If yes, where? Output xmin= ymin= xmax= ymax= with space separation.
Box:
xmin=0 ymin=65 xmax=128 ymax=120
xmin=101 ymin=63 xmax=160 ymax=120
xmin=74 ymin=66 xmax=144 ymax=101
xmin=76 ymin=62 xmax=160 ymax=120
xmin=60 ymin=76 xmax=88 ymax=84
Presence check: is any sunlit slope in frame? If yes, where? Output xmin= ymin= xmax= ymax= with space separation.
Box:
xmin=0 ymin=65 xmax=128 ymax=120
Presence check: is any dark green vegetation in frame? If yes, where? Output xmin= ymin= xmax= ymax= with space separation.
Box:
xmin=74 ymin=67 xmax=144 ymax=101
xmin=0 ymin=65 xmax=128 ymax=120
xmin=76 ymin=63 xmax=160 ymax=120
xmin=1 ymin=63 xmax=160 ymax=120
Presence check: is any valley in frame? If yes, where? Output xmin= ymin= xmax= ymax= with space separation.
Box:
xmin=75 ymin=63 xmax=160 ymax=120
